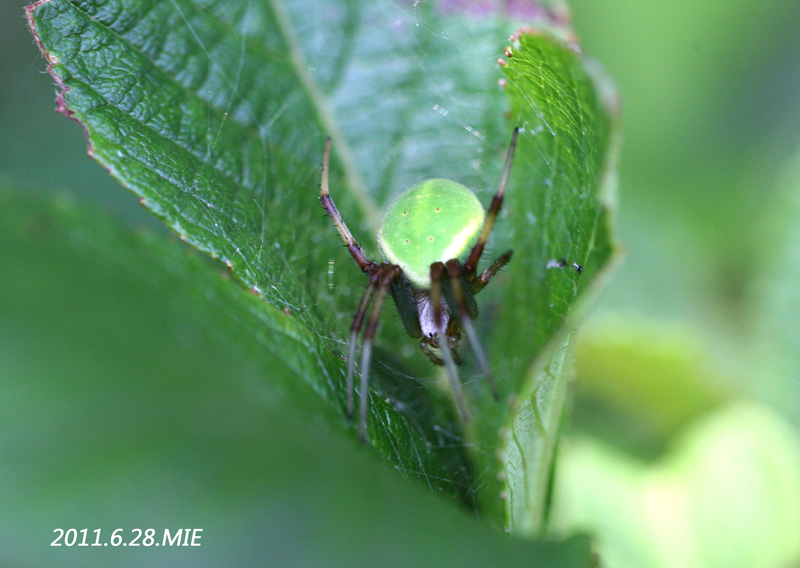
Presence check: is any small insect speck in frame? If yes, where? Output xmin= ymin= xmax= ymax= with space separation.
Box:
xmin=427 ymin=236 xmax=433 ymax=241
xmin=435 ymin=207 xmax=441 ymax=212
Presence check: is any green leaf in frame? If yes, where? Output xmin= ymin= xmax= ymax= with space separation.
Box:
xmin=467 ymin=31 xmax=620 ymax=531
xmin=0 ymin=189 xmax=595 ymax=567
xmin=27 ymin=0 xmax=620 ymax=530
xmin=751 ymin=149 xmax=800 ymax=424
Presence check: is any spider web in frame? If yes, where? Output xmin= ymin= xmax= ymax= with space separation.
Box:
xmin=154 ymin=0 xmax=541 ymax=503
xmin=31 ymin=0 xmax=607 ymax=516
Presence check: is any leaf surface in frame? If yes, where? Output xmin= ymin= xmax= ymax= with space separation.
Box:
xmin=28 ymin=0 xmax=620 ymax=529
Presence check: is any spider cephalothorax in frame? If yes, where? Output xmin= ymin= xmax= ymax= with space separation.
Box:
xmin=320 ymin=128 xmax=519 ymax=441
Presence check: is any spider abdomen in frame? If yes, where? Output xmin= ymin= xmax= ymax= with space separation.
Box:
xmin=377 ymin=178 xmax=485 ymax=288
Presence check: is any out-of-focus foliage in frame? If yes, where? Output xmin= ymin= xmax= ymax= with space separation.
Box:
xmin=559 ymin=317 xmax=800 ymax=568
xmin=549 ymin=2 xmax=800 ymax=566
xmin=553 ymin=402 xmax=800 ymax=568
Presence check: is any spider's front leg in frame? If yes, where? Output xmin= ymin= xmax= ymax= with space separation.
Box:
xmin=463 ymin=127 xmax=518 ymax=279
xmin=320 ymin=137 xmax=394 ymax=441
xmin=319 ymin=137 xmax=377 ymax=274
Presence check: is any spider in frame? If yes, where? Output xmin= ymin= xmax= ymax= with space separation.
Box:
xmin=320 ymin=128 xmax=519 ymax=441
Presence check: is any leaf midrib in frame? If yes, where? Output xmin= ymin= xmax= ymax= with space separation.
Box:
xmin=265 ymin=0 xmax=381 ymax=231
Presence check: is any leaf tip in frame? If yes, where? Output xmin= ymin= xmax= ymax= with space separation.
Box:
xmin=513 ymin=25 xmax=581 ymax=55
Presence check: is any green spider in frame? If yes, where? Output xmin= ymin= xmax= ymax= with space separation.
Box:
xmin=320 ymin=128 xmax=519 ymax=441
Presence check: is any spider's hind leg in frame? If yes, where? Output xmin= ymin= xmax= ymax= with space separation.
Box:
xmin=348 ymin=264 xmax=401 ymax=442
xmin=444 ymin=259 xmax=499 ymax=400
xmin=345 ymin=279 xmax=378 ymax=422
xmin=430 ymin=262 xmax=471 ymax=423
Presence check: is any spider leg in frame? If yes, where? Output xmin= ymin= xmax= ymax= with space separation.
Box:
xmin=445 ymin=259 xmax=499 ymax=400
xmin=345 ymin=278 xmax=378 ymax=421
xmin=356 ymin=264 xmax=400 ymax=442
xmin=320 ymin=138 xmax=378 ymax=274
xmin=430 ymin=262 xmax=471 ymax=424
xmin=464 ymin=127 xmax=519 ymax=277
xmin=471 ymin=250 xmax=513 ymax=294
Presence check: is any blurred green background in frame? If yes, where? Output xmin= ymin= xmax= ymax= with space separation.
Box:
xmin=2 ymin=0 xmax=800 ymax=566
